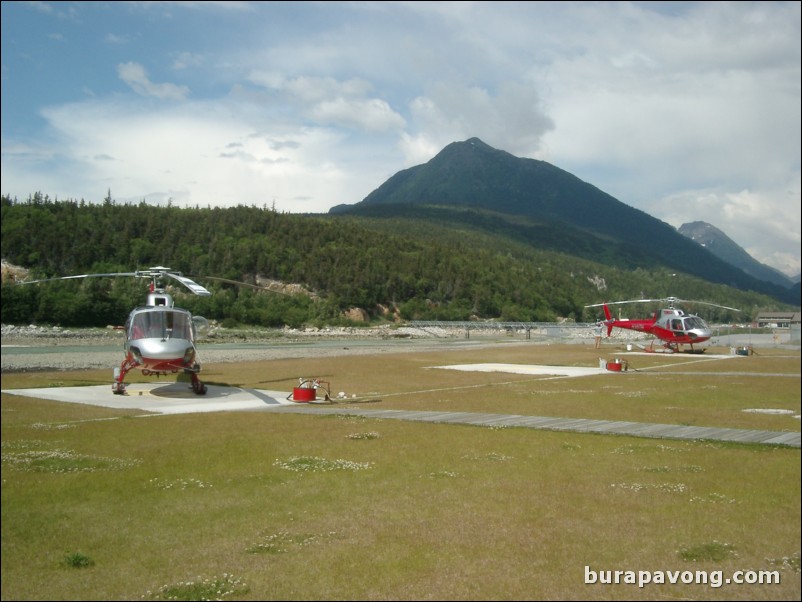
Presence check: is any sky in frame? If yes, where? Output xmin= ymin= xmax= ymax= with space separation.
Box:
xmin=2 ymin=1 xmax=800 ymax=278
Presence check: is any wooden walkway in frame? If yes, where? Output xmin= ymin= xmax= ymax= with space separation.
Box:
xmin=267 ymin=405 xmax=801 ymax=448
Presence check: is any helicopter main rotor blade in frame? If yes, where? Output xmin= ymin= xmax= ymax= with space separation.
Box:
xmin=162 ymin=272 xmax=212 ymax=296
xmin=645 ymin=296 xmax=741 ymax=312
xmin=585 ymin=297 xmax=741 ymax=312
xmin=19 ymin=268 xmax=212 ymax=296
xmin=198 ymin=276 xmax=292 ymax=295
xmin=584 ymin=299 xmax=657 ymax=309
xmin=676 ymin=299 xmax=741 ymax=312
xmin=18 ymin=272 xmax=140 ymax=285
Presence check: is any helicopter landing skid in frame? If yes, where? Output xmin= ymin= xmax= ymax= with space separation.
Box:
xmin=657 ymin=343 xmax=705 ymax=354
xmin=185 ymin=365 xmax=208 ymax=395
xmin=112 ymin=357 xmax=140 ymax=395
xmin=190 ymin=373 xmax=207 ymax=395
xmin=111 ymin=361 xmax=208 ymax=395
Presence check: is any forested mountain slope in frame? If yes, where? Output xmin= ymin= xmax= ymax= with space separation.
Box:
xmin=1 ymin=194 xmax=789 ymax=328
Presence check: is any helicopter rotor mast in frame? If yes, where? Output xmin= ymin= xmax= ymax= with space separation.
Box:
xmin=142 ymin=267 xmax=211 ymax=296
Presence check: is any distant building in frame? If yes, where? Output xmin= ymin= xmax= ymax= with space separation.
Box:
xmin=753 ymin=312 xmax=800 ymax=329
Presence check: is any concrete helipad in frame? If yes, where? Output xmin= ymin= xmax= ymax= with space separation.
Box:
xmin=434 ymin=353 xmax=740 ymax=377
xmin=2 ymin=382 xmax=299 ymax=414
xmin=4 ymin=358 xmax=798 ymax=448
xmin=435 ymin=363 xmax=610 ymax=377
xmin=3 ymin=362 xmax=616 ymax=415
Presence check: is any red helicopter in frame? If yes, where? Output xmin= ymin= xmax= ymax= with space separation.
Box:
xmin=585 ymin=297 xmax=741 ymax=353
xmin=19 ymin=267 xmax=213 ymax=395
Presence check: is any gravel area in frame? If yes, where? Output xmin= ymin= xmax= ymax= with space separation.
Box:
xmin=0 ymin=323 xmax=528 ymax=373
xmin=2 ymin=322 xmax=795 ymax=373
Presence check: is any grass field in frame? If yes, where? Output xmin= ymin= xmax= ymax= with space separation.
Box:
xmin=2 ymin=340 xmax=800 ymax=600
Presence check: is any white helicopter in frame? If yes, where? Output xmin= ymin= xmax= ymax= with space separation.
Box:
xmin=20 ymin=267 xmax=213 ymax=395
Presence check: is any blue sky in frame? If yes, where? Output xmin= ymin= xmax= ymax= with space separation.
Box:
xmin=2 ymin=1 xmax=800 ymax=277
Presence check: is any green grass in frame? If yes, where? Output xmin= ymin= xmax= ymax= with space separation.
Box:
xmin=1 ymin=342 xmax=800 ymax=600
xmin=144 ymin=574 xmax=249 ymax=601
xmin=61 ymin=552 xmax=95 ymax=569
xmin=678 ymin=541 xmax=737 ymax=563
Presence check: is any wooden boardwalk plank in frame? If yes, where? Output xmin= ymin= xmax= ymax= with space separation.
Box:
xmin=271 ymin=406 xmax=800 ymax=448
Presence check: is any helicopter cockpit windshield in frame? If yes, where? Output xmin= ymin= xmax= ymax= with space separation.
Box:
xmin=683 ymin=316 xmax=708 ymax=330
xmin=128 ymin=309 xmax=194 ymax=341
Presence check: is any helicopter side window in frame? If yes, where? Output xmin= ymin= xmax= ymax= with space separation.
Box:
xmin=130 ymin=314 xmax=151 ymax=339
xmin=671 ymin=319 xmax=683 ymax=331
xmin=128 ymin=314 xmax=147 ymax=339
xmin=127 ymin=316 xmax=141 ymax=339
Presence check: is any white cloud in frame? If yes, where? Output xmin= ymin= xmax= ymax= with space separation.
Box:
xmin=247 ymin=72 xmax=405 ymax=132
xmin=406 ymin=81 xmax=554 ymax=161
xmin=117 ymin=62 xmax=190 ymax=101
xmin=11 ymin=98 xmax=380 ymax=212
xmin=659 ymin=176 xmax=801 ymax=277
xmin=1 ymin=0 xmax=799 ymax=276
xmin=308 ymin=97 xmax=405 ymax=132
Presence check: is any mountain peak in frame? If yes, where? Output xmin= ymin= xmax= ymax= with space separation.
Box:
xmin=330 ymin=139 xmax=796 ymax=304
xmin=438 ymin=137 xmax=517 ymax=161
xmin=678 ymin=221 xmax=793 ymax=288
